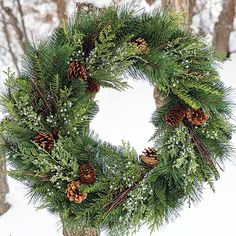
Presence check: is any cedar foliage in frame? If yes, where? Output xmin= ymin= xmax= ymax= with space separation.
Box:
xmin=0 ymin=6 xmax=234 ymax=236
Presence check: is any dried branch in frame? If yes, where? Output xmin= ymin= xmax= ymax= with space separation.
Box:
xmin=25 ymin=172 xmax=51 ymax=181
xmin=188 ymin=126 xmax=223 ymax=171
xmin=104 ymin=170 xmax=149 ymax=214
xmin=213 ymin=0 xmax=236 ymax=57
xmin=30 ymin=78 xmax=57 ymax=116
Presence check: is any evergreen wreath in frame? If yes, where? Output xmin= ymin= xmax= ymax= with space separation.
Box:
xmin=0 ymin=6 xmax=234 ymax=236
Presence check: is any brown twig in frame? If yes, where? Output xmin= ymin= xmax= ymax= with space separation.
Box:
xmin=25 ymin=173 xmax=51 ymax=181
xmin=104 ymin=170 xmax=148 ymax=214
xmin=188 ymin=126 xmax=223 ymax=171
xmin=30 ymin=77 xmax=57 ymax=116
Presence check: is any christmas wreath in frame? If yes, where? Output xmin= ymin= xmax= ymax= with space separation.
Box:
xmin=0 ymin=6 xmax=233 ymax=236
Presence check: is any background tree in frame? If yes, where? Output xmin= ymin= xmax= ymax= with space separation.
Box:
xmin=161 ymin=0 xmax=236 ymax=58
xmin=0 ymin=155 xmax=10 ymax=216
xmin=161 ymin=0 xmax=196 ymax=29
xmin=213 ymin=0 xmax=236 ymax=57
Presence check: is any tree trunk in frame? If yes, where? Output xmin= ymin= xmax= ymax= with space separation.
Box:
xmin=61 ymin=212 xmax=100 ymax=236
xmin=213 ymin=0 xmax=236 ymax=57
xmin=0 ymin=156 xmax=10 ymax=216
xmin=187 ymin=0 xmax=196 ymax=27
xmin=162 ymin=0 xmax=196 ymax=29
xmin=56 ymin=0 xmax=67 ymax=22
xmin=62 ymin=224 xmax=100 ymax=236
xmin=63 ymin=228 xmax=99 ymax=236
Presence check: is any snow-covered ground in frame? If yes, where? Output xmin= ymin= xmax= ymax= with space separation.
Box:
xmin=0 ymin=59 xmax=236 ymax=236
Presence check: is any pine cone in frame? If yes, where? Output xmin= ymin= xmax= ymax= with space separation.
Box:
xmin=131 ymin=38 xmax=149 ymax=53
xmin=186 ymin=108 xmax=209 ymax=126
xmin=86 ymin=79 xmax=100 ymax=93
xmin=66 ymin=180 xmax=88 ymax=204
xmin=140 ymin=147 xmax=159 ymax=167
xmin=79 ymin=164 xmax=96 ymax=185
xmin=67 ymin=61 xmax=88 ymax=80
xmin=165 ymin=105 xmax=187 ymax=127
xmin=32 ymin=132 xmax=55 ymax=152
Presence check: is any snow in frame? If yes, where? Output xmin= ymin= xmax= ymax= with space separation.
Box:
xmin=0 ymin=178 xmax=61 ymax=236
xmin=1 ymin=0 xmax=236 ymax=235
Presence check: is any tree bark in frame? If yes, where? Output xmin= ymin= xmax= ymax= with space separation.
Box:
xmin=1 ymin=4 xmax=26 ymax=49
xmin=56 ymin=0 xmax=67 ymax=22
xmin=0 ymin=156 xmax=10 ymax=216
xmin=0 ymin=1 xmax=20 ymax=74
xmin=63 ymin=227 xmax=100 ymax=236
xmin=213 ymin=0 xmax=236 ymax=57
xmin=162 ymin=0 xmax=196 ymax=29
xmin=62 ymin=218 xmax=100 ymax=236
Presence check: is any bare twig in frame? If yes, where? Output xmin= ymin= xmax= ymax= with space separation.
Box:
xmin=30 ymin=78 xmax=57 ymax=116
xmin=104 ymin=170 xmax=148 ymax=214
xmin=188 ymin=126 xmax=223 ymax=171
xmin=25 ymin=172 xmax=51 ymax=181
